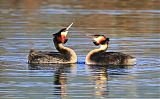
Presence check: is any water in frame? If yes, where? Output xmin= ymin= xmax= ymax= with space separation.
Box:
xmin=0 ymin=0 xmax=160 ymax=98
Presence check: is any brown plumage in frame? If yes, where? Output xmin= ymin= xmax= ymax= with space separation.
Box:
xmin=28 ymin=23 xmax=77 ymax=64
xmin=85 ymin=35 xmax=136 ymax=65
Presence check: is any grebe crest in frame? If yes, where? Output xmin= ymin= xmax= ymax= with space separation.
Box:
xmin=28 ymin=23 xmax=77 ymax=64
xmin=85 ymin=34 xmax=136 ymax=65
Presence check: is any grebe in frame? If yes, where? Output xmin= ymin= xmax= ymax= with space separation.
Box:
xmin=85 ymin=35 xmax=136 ymax=65
xmin=28 ymin=23 xmax=77 ymax=64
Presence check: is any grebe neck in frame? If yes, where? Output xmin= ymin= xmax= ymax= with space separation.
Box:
xmin=99 ymin=43 xmax=108 ymax=51
xmin=54 ymin=41 xmax=77 ymax=63
xmin=89 ymin=43 xmax=108 ymax=54
xmin=85 ymin=43 xmax=108 ymax=64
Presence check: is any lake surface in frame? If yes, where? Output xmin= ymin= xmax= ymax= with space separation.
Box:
xmin=0 ymin=0 xmax=160 ymax=98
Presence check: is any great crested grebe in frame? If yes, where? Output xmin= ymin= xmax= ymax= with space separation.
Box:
xmin=85 ymin=35 xmax=136 ymax=65
xmin=28 ymin=23 xmax=77 ymax=64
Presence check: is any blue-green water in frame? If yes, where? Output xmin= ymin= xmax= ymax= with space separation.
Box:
xmin=0 ymin=0 xmax=160 ymax=99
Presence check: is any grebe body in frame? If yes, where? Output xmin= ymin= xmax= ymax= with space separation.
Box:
xmin=85 ymin=35 xmax=136 ymax=65
xmin=28 ymin=23 xmax=77 ymax=64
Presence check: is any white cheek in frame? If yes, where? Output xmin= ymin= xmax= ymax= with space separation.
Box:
xmin=61 ymin=31 xmax=68 ymax=36
xmin=93 ymin=38 xmax=99 ymax=42
xmin=94 ymin=37 xmax=103 ymax=43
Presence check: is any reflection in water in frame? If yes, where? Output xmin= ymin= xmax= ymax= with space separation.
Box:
xmin=28 ymin=63 xmax=76 ymax=98
xmin=28 ymin=64 xmax=131 ymax=98
xmin=53 ymin=64 xmax=76 ymax=97
xmin=0 ymin=0 xmax=159 ymax=98
xmin=54 ymin=66 xmax=67 ymax=97
xmin=88 ymin=65 xmax=131 ymax=97
xmin=88 ymin=65 xmax=109 ymax=97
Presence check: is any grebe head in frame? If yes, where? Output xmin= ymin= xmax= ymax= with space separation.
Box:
xmin=53 ymin=23 xmax=73 ymax=44
xmin=92 ymin=35 xmax=109 ymax=46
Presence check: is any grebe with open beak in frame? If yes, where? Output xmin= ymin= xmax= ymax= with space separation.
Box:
xmin=85 ymin=35 xmax=136 ymax=65
xmin=28 ymin=23 xmax=77 ymax=64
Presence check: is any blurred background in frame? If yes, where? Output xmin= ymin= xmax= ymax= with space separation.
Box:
xmin=0 ymin=0 xmax=159 ymax=99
